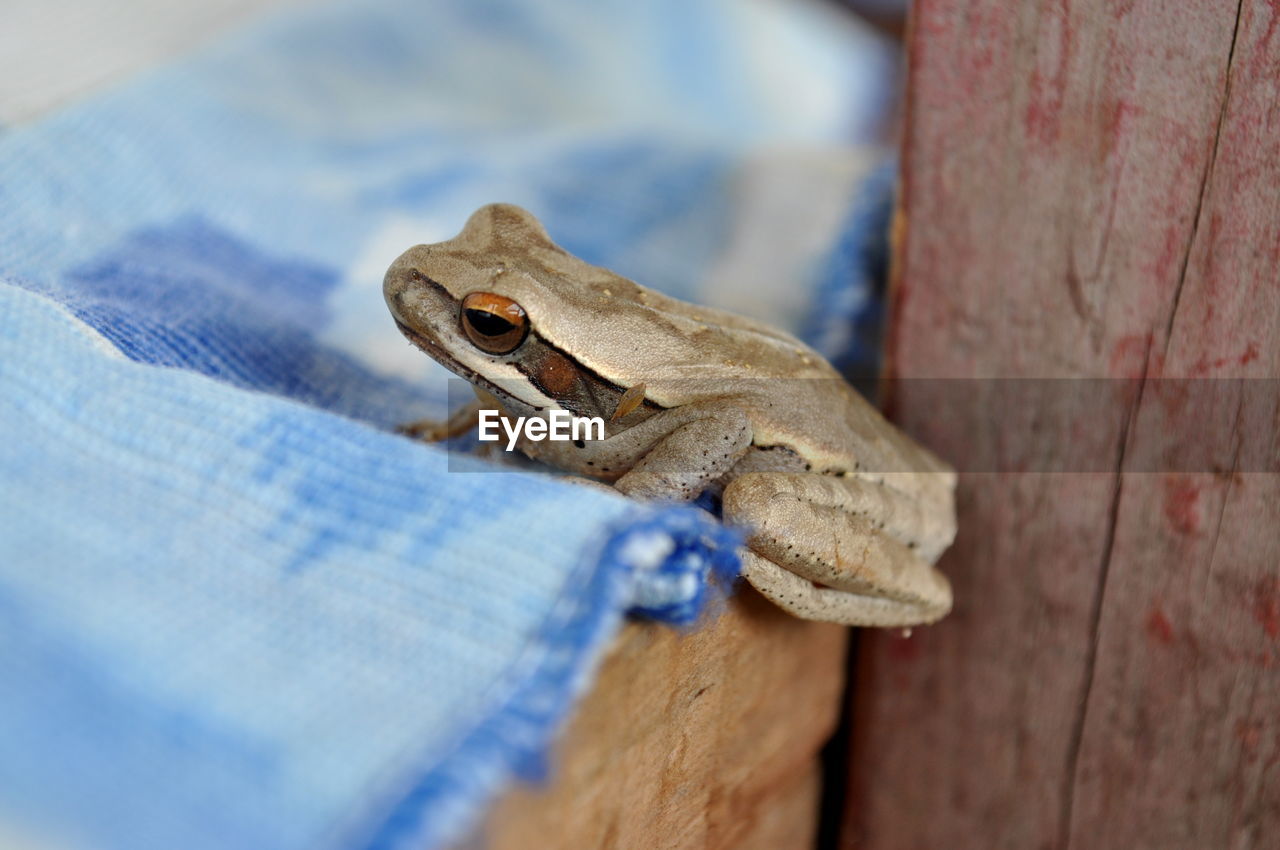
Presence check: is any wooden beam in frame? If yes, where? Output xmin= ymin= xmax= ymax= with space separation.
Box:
xmin=470 ymin=589 xmax=847 ymax=849
xmin=845 ymin=1 xmax=1279 ymax=848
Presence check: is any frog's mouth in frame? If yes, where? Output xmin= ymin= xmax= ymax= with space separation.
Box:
xmin=393 ymin=318 xmax=544 ymax=414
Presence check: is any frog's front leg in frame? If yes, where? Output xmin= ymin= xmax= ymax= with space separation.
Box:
xmin=723 ymin=472 xmax=956 ymax=627
xmin=520 ymin=401 xmax=754 ymax=501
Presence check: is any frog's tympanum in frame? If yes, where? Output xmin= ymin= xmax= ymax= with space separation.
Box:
xmin=384 ymin=204 xmax=957 ymax=627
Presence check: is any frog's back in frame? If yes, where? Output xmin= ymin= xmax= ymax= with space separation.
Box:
xmin=437 ymin=204 xmax=947 ymax=477
xmin=508 ymin=245 xmax=932 ymax=477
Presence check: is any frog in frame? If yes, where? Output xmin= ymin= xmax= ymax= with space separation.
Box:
xmin=383 ymin=203 xmax=957 ymax=627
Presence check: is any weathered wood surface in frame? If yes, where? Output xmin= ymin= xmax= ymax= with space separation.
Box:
xmin=845 ymin=2 xmax=1279 ymax=849
xmin=470 ymin=589 xmax=847 ymax=850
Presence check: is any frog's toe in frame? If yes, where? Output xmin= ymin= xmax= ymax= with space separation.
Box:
xmin=739 ymin=551 xmax=949 ymax=627
xmin=396 ymin=419 xmax=448 ymax=440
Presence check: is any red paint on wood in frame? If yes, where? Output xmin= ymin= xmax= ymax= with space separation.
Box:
xmin=1109 ymin=334 xmax=1152 ymax=377
xmin=885 ymin=632 xmax=921 ymax=663
xmin=1145 ymin=607 xmax=1176 ymax=646
xmin=1161 ymin=477 xmax=1202 ymax=536
xmin=1255 ymin=578 xmax=1280 ymax=640
xmin=1235 ymin=719 xmax=1262 ymax=759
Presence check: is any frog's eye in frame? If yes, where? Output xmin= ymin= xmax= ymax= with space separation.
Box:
xmin=460 ymin=292 xmax=529 ymax=354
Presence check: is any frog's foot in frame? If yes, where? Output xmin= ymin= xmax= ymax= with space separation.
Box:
xmin=396 ymin=401 xmax=484 ymax=442
xmin=396 ymin=419 xmax=451 ymax=441
xmin=723 ymin=472 xmax=956 ymax=627
xmin=559 ymin=474 xmax=623 ymax=497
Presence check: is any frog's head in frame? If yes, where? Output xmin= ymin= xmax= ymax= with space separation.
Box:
xmin=383 ymin=203 xmax=636 ymax=417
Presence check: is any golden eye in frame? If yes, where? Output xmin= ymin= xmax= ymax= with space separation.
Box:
xmin=460 ymin=292 xmax=529 ymax=354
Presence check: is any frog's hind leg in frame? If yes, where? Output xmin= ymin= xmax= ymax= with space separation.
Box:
xmin=722 ymin=472 xmax=956 ymax=627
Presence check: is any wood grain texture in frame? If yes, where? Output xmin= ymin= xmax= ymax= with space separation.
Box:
xmin=845 ymin=1 xmax=1279 ymax=849
xmin=468 ymin=588 xmax=847 ymax=850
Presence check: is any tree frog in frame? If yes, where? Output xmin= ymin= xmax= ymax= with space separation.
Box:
xmin=383 ymin=204 xmax=957 ymax=627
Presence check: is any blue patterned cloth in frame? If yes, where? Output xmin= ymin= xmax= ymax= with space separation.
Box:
xmin=0 ymin=1 xmax=894 ymax=848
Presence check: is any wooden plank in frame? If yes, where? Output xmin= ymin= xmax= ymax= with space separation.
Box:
xmin=845 ymin=1 xmax=1279 ymax=848
xmin=468 ymin=588 xmax=847 ymax=849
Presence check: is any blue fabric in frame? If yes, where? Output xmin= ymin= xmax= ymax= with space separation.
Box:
xmin=800 ymin=157 xmax=896 ymax=381
xmin=0 ymin=0 xmax=894 ymax=848
xmin=614 ymin=508 xmax=743 ymax=626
